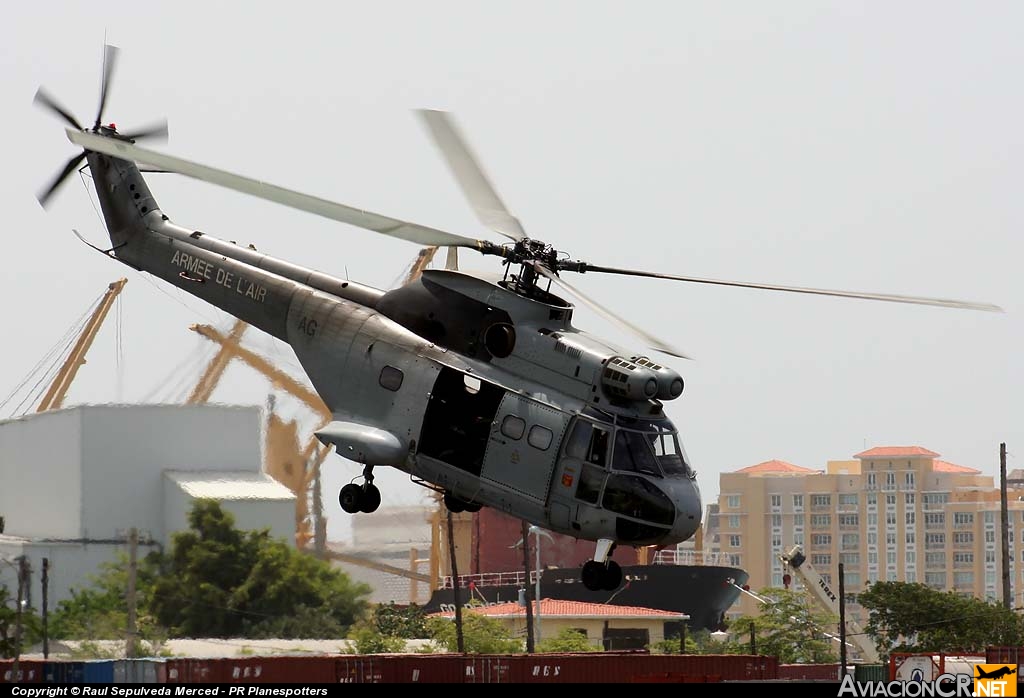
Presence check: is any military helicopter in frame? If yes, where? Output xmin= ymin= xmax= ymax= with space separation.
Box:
xmin=34 ymin=46 xmax=1002 ymax=592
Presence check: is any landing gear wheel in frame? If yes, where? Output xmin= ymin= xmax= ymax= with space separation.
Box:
xmin=360 ymin=483 xmax=381 ymax=513
xmin=602 ymin=560 xmax=622 ymax=591
xmin=581 ymin=560 xmax=605 ymax=591
xmin=443 ymin=491 xmax=465 ymax=513
xmin=339 ymin=484 xmax=363 ymax=514
xmin=463 ymin=501 xmax=482 ymax=513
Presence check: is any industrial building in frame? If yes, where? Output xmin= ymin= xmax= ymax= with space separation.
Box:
xmin=0 ymin=403 xmax=295 ymax=607
xmin=706 ymin=445 xmax=1024 ymax=622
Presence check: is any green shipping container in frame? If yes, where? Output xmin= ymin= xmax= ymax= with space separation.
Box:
xmin=855 ymin=664 xmax=887 ymax=682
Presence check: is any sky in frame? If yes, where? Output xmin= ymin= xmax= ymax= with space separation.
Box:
xmin=2 ymin=2 xmax=1021 ymax=545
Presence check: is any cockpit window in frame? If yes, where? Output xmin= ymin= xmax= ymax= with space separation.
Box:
xmin=649 ymin=432 xmax=691 ymax=476
xmin=602 ymin=473 xmax=675 ymax=525
xmin=564 ymin=419 xmax=610 ymax=467
xmin=613 ymin=430 xmax=663 ymax=478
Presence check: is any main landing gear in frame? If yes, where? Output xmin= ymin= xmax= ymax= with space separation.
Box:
xmin=339 ymin=464 xmax=381 ymax=514
xmin=581 ymin=538 xmax=622 ymax=591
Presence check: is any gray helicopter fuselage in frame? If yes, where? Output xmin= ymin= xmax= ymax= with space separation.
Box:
xmin=86 ymin=148 xmax=701 ymax=549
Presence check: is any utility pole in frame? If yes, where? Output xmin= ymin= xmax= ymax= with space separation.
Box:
xmin=41 ymin=558 xmax=49 ymax=660
xmin=839 ymin=562 xmax=847 ymax=679
xmin=126 ymin=528 xmax=138 ymax=658
xmin=749 ymin=619 xmax=756 ymax=654
xmin=446 ymin=511 xmax=465 ymax=653
xmin=1001 ymin=443 xmax=1011 ymax=609
xmin=12 ymin=557 xmax=27 ymax=681
xmin=520 ymin=520 xmax=535 ymax=653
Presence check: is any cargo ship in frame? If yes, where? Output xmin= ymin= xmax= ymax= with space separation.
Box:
xmin=422 ymin=506 xmax=747 ymax=632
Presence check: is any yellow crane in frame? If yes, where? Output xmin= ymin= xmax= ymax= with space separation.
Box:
xmin=36 ymin=277 xmax=127 ymax=412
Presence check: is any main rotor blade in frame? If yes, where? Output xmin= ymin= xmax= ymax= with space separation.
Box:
xmin=37 ymin=152 xmax=86 ymax=208
xmin=94 ymin=43 xmax=119 ymax=130
xmin=33 ymin=87 xmax=83 ymax=130
xmin=122 ymin=119 xmax=169 ymax=143
xmin=66 ymin=129 xmax=500 ymax=251
xmin=417 ymin=109 xmax=526 ymax=242
xmin=572 ymin=264 xmax=1004 ymax=313
xmin=532 ymin=262 xmax=692 ymax=360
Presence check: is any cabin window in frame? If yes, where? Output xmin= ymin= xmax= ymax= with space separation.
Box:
xmin=528 ymin=425 xmax=553 ymax=451
xmin=379 ymin=366 xmax=404 ymax=392
xmin=501 ymin=415 xmax=525 ymax=440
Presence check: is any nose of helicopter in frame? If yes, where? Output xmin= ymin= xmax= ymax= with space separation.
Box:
xmin=666 ymin=477 xmax=702 ymax=543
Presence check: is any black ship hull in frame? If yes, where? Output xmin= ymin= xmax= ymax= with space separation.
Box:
xmin=423 ymin=564 xmax=749 ymax=632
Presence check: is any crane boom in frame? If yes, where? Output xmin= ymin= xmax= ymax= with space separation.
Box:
xmin=780 ymin=544 xmax=880 ymax=663
xmin=37 ymin=278 xmax=127 ymax=412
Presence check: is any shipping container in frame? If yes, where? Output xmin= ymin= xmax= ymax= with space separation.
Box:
xmin=219 ymin=656 xmax=337 ymax=683
xmin=45 ymin=662 xmax=84 ymax=683
xmin=114 ymin=659 xmax=164 ymax=683
xmin=83 ymin=660 xmax=115 ymax=683
xmin=778 ymin=663 xmax=842 ymax=681
xmin=854 ymin=663 xmax=888 ymax=683
xmin=164 ymin=658 xmax=219 ymax=683
xmin=1 ymin=660 xmax=45 ymax=683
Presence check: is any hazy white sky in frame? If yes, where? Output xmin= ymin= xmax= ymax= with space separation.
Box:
xmin=3 ymin=2 xmax=1020 ymax=543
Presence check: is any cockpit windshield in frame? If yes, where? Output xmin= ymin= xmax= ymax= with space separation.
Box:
xmin=563 ymin=415 xmax=694 ymax=479
xmin=613 ymin=417 xmax=693 ymax=478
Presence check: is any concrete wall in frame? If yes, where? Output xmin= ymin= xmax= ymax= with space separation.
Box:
xmin=162 ymin=476 xmax=295 ymax=548
xmin=0 ymin=410 xmax=82 ymax=539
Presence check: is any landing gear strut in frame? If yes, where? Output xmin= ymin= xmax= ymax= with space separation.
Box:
xmin=581 ymin=538 xmax=622 ymax=591
xmin=338 ymin=464 xmax=381 ymax=514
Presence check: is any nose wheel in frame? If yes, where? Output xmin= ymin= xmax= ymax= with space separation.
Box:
xmin=581 ymin=559 xmax=622 ymax=591
xmin=339 ymin=465 xmax=381 ymax=514
xmin=581 ymin=537 xmax=621 ymax=591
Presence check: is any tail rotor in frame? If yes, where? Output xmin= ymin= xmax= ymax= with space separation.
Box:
xmin=33 ymin=43 xmax=169 ymax=209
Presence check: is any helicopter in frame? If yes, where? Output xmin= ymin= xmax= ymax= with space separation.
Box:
xmin=33 ymin=46 xmax=1003 ymax=592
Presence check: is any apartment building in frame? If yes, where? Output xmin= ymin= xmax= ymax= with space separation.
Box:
xmin=706 ymin=446 xmax=1024 ymax=621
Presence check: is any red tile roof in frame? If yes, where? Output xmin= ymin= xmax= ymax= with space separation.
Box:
xmin=854 ymin=446 xmax=940 ymax=458
xmin=932 ymin=460 xmax=981 ymax=474
xmin=429 ymin=598 xmax=686 ymax=619
xmin=734 ymin=459 xmax=818 ymax=474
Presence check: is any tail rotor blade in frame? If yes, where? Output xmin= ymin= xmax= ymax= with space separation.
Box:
xmin=37 ymin=152 xmax=86 ymax=208
xmin=94 ymin=43 xmax=120 ymax=130
xmin=33 ymin=87 xmax=83 ymax=130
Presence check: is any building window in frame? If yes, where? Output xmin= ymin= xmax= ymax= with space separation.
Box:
xmin=887 ymin=552 xmax=897 ymax=565
xmin=868 ymin=533 xmax=877 ymax=546
xmin=905 ymin=493 xmax=916 ymax=506
xmin=868 ymin=552 xmax=878 ymax=565
xmin=954 ymin=572 xmax=974 ymax=587
xmin=812 ymin=514 xmax=831 ymax=528
xmin=793 ymin=494 xmax=804 ymax=508
xmin=867 ymin=472 xmax=876 ymax=488
xmin=839 ymin=493 xmax=859 ymax=507
xmin=794 ymin=533 xmax=804 ymax=546
xmin=772 ymin=573 xmax=783 ymax=587
xmin=924 ymin=513 xmax=945 ymax=528
xmin=770 ymin=494 xmax=781 ymax=508
xmin=954 ymin=532 xmax=974 ymax=545
xmin=986 ymin=550 xmax=996 ymax=564
xmin=794 ymin=514 xmax=804 ymax=527
xmin=729 ymin=515 xmax=740 ymax=529
xmin=771 ymin=534 xmax=782 ymax=548
xmin=811 ymin=494 xmax=831 ymax=507
xmin=727 ymin=495 xmax=740 ymax=508
xmin=954 ymin=512 xmax=975 ymax=526
xmin=886 ymin=533 xmax=897 ymax=546
xmin=886 ymin=494 xmax=897 ymax=506
xmin=772 ymin=514 xmax=782 ymax=528
xmin=926 ymin=533 xmax=946 ymax=547
xmin=954 ymin=552 xmax=974 ymax=565
xmin=985 ymin=512 xmax=995 ymax=524
xmin=841 ymin=552 xmax=860 ymax=566
xmin=906 ymin=512 xmax=916 ymax=526
xmin=812 ymin=534 xmax=832 ymax=547
xmin=986 ymin=530 xmax=996 ymax=543
xmin=839 ymin=514 xmax=859 ymax=527
xmin=906 ymin=532 xmax=916 ymax=545
xmin=905 ymin=471 xmax=915 ymax=487
xmin=906 ymin=571 xmax=916 ymax=583
xmin=868 ymin=513 xmax=878 ymax=527
xmin=843 ymin=571 xmax=861 ymax=587
xmin=925 ymin=572 xmax=946 ymax=589
xmin=886 ymin=512 xmax=897 ymax=526
xmin=906 ymin=551 xmax=916 ymax=564
xmin=812 ymin=554 xmax=832 ymax=567
xmin=926 ymin=552 xmax=946 ymax=567
xmin=729 ymin=535 xmax=741 ymax=547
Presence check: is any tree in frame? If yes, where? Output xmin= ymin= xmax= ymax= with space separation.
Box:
xmin=538 ymin=628 xmax=598 ymax=653
xmin=373 ymin=602 xmax=428 ymax=639
xmin=859 ymin=581 xmax=1024 ymax=655
xmin=426 ymin=612 xmax=523 ymax=653
xmin=146 ymin=500 xmax=371 ymax=638
xmin=726 ymin=587 xmax=838 ymax=663
xmin=0 ymin=585 xmax=42 ymax=659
